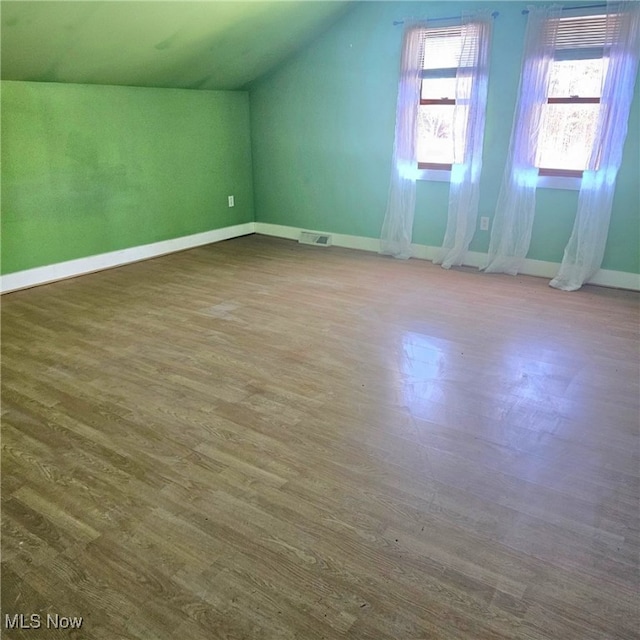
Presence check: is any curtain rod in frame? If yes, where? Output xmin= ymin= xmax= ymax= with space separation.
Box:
xmin=522 ymin=4 xmax=607 ymax=15
xmin=393 ymin=11 xmax=498 ymax=26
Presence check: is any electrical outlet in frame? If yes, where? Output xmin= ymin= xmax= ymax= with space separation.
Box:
xmin=228 ymin=195 xmax=235 ymax=207
xmin=480 ymin=216 xmax=490 ymax=231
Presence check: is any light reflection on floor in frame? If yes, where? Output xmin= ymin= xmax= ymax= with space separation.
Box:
xmin=399 ymin=331 xmax=451 ymax=409
xmin=393 ymin=328 xmax=631 ymax=498
xmin=396 ymin=330 xmax=577 ymax=440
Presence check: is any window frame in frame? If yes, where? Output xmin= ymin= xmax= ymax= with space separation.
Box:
xmin=416 ymin=26 xmax=474 ymax=175
xmin=536 ymin=61 xmax=602 ymax=180
xmin=535 ymin=13 xmax=614 ymax=187
xmin=417 ymin=67 xmax=456 ymax=171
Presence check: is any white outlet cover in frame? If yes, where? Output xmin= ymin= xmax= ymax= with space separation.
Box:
xmin=228 ymin=196 xmax=235 ymax=207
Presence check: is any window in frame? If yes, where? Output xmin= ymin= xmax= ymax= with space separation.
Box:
xmin=416 ymin=26 xmax=476 ymax=170
xmin=536 ymin=14 xmax=617 ymax=178
xmin=381 ymin=13 xmax=491 ymax=260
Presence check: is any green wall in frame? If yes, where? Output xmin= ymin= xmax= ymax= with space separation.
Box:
xmin=1 ymin=81 xmax=254 ymax=274
xmin=2 ymin=2 xmax=638 ymax=278
xmin=249 ymin=1 xmax=640 ymax=274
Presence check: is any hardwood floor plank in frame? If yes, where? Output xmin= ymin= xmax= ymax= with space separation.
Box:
xmin=2 ymin=235 xmax=638 ymax=639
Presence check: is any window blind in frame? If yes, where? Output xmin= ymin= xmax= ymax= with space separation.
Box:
xmin=421 ymin=24 xmax=480 ymax=70
xmin=546 ymin=13 xmax=622 ymax=52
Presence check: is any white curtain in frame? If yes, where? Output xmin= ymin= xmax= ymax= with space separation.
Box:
xmin=550 ymin=2 xmax=640 ymax=291
xmin=433 ymin=13 xmax=492 ymax=269
xmin=483 ymin=6 xmax=561 ymax=275
xmin=380 ymin=25 xmax=424 ymax=259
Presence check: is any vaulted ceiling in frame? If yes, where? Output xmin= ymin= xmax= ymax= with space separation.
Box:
xmin=1 ymin=1 xmax=353 ymax=90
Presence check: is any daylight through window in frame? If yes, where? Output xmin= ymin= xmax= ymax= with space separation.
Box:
xmin=417 ymin=26 xmax=474 ymax=169
xmin=535 ymin=14 xmax=617 ymax=176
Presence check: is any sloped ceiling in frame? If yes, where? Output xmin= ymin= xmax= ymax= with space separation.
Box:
xmin=1 ymin=1 xmax=352 ymax=90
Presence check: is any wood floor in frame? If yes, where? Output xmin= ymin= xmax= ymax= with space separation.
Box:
xmin=2 ymin=234 xmax=638 ymax=640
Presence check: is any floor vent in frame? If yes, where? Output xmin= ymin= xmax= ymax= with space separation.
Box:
xmin=299 ymin=231 xmax=332 ymax=247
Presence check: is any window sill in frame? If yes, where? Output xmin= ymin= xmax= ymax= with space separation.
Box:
xmin=417 ymin=168 xmax=451 ymax=183
xmin=536 ymin=174 xmax=582 ymax=191
xmin=415 ymin=171 xmax=582 ymax=189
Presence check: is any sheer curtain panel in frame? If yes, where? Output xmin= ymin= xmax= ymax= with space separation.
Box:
xmin=483 ymin=6 xmax=561 ymax=275
xmin=550 ymin=2 xmax=640 ymax=291
xmin=434 ymin=13 xmax=492 ymax=269
xmin=380 ymin=26 xmax=424 ymax=259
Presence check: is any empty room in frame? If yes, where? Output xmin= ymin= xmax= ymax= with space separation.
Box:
xmin=1 ymin=1 xmax=639 ymax=638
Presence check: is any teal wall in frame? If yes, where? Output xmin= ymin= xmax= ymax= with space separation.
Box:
xmin=1 ymin=81 xmax=254 ymax=275
xmin=249 ymin=0 xmax=640 ymax=274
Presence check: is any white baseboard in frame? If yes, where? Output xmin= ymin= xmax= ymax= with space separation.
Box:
xmin=4 ymin=221 xmax=637 ymax=293
xmin=254 ymin=222 xmax=640 ymax=291
xmin=1 ymin=222 xmax=255 ymax=293
xmin=582 ymin=269 xmax=640 ymax=291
